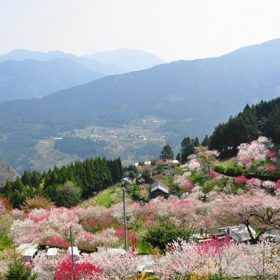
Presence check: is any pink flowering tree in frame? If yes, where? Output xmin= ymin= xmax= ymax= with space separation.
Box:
xmin=244 ymin=240 xmax=280 ymax=279
xmin=210 ymin=191 xmax=280 ymax=243
xmin=155 ymin=239 xmax=248 ymax=279
xmin=11 ymin=207 xmax=82 ymax=245
xmin=236 ymin=136 xmax=273 ymax=167
xmin=88 ymin=249 xmax=139 ymax=280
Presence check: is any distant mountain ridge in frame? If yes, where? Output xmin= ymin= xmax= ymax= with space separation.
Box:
xmin=0 ymin=58 xmax=103 ymax=102
xmin=85 ymin=49 xmax=165 ymax=71
xmin=0 ymin=48 xmax=165 ymax=102
xmin=0 ymin=49 xmax=126 ymax=75
xmin=1 ymin=38 xmax=280 ymax=172
xmin=0 ymin=48 xmax=165 ymax=75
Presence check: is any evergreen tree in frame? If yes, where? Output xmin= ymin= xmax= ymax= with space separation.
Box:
xmin=264 ymin=104 xmax=280 ymax=142
xmin=209 ymin=101 xmax=274 ymax=157
xmin=1 ymin=156 xmax=123 ymax=207
xmin=159 ymin=145 xmax=174 ymax=160
xmin=176 ymin=153 xmax=181 ymax=162
xmin=193 ymin=137 xmax=200 ymax=147
xmin=201 ymin=135 xmax=209 ymax=146
xmin=180 ymin=137 xmax=195 ymax=163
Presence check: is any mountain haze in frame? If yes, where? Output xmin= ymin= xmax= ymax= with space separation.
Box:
xmin=1 ymin=39 xmax=280 ymax=172
xmin=86 ymin=49 xmax=165 ymax=71
xmin=0 ymin=49 xmax=164 ymax=75
xmin=0 ymin=49 xmax=165 ymax=102
xmin=0 ymin=58 xmax=103 ymax=102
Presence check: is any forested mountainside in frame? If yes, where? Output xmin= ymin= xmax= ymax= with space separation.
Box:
xmin=209 ymin=97 xmax=280 ymax=157
xmin=0 ymin=157 xmax=122 ymax=207
xmin=1 ymin=39 xmax=280 ymax=172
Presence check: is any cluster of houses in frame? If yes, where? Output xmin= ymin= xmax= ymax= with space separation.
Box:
xmin=17 ymin=244 xmax=81 ymax=266
xmin=121 ymin=177 xmax=170 ymax=199
xmin=122 ymin=159 xmax=180 ymax=199
xmin=16 ymin=243 xmax=156 ymax=275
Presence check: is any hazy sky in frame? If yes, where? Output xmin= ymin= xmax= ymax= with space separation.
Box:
xmin=0 ymin=0 xmax=280 ymax=61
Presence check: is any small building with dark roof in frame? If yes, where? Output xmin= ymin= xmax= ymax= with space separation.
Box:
xmin=150 ymin=182 xmax=170 ymax=199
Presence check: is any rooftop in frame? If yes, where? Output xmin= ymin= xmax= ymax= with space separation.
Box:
xmin=151 ymin=182 xmax=169 ymax=193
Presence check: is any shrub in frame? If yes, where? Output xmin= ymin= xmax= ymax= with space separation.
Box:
xmin=129 ymin=184 xmax=150 ymax=202
xmin=0 ymin=197 xmax=12 ymax=212
xmin=4 ymin=254 xmax=37 ymax=280
xmin=137 ymin=239 xmax=153 ymax=255
xmin=143 ymin=220 xmax=191 ymax=252
xmin=21 ymin=196 xmax=54 ymax=212
xmin=189 ymin=171 xmax=208 ymax=186
xmin=234 ymin=175 xmax=246 ymax=186
xmin=54 ymin=181 xmax=81 ymax=207
xmin=202 ymin=180 xmax=216 ymax=193
xmin=0 ymin=235 xmax=13 ymax=251
xmin=214 ymin=165 xmax=223 ymax=173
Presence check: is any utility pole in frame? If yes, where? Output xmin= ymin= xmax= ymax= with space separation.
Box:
xmin=70 ymin=226 xmax=75 ymax=279
xmin=122 ymin=188 xmax=128 ymax=251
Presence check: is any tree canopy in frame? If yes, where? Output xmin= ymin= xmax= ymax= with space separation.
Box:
xmin=0 ymin=157 xmax=123 ymax=207
xmin=159 ymin=145 xmax=174 ymax=160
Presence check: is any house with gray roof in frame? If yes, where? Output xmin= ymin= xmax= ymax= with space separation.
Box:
xmin=219 ymin=225 xmax=256 ymax=243
xmin=150 ymin=182 xmax=169 ymax=199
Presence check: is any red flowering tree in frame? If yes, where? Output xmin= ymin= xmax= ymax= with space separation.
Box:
xmin=55 ymin=259 xmax=101 ymax=280
xmin=44 ymin=236 xmax=70 ymax=249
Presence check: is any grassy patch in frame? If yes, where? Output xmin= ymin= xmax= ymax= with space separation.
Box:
xmin=80 ymin=184 xmax=123 ymax=208
xmin=0 ymin=235 xmax=13 ymax=251
xmin=95 ymin=188 xmax=118 ymax=208
xmin=137 ymin=239 xmax=153 ymax=255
